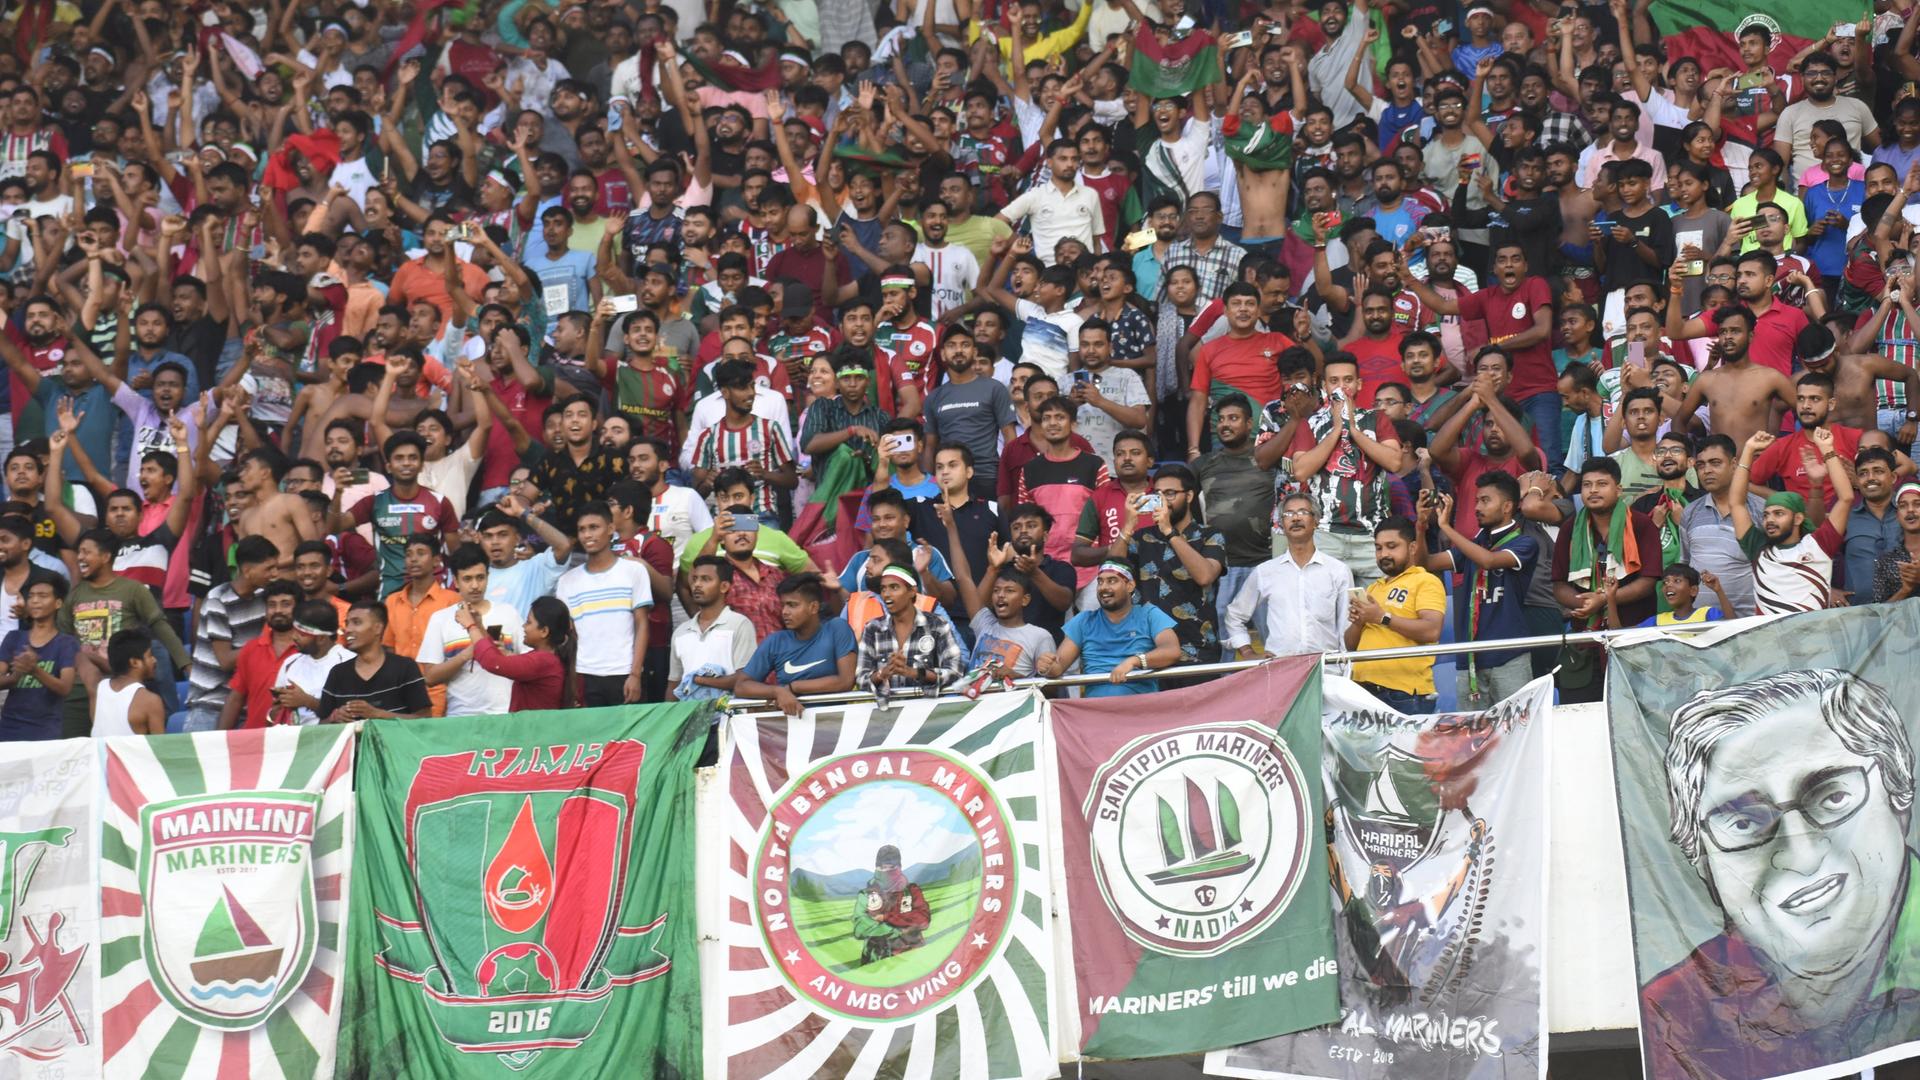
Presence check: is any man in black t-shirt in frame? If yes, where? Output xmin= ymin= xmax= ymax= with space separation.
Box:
xmin=319 ymin=600 xmax=431 ymax=722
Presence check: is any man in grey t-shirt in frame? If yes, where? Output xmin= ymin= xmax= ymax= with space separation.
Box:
xmin=922 ymin=328 xmax=1016 ymax=495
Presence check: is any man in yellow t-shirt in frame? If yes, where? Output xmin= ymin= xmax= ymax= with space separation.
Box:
xmin=1346 ymin=518 xmax=1446 ymax=712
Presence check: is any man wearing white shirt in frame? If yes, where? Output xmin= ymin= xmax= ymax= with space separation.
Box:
xmin=680 ymin=356 xmax=796 ymax=472
xmin=1222 ymin=492 xmax=1354 ymax=660
xmin=668 ymin=555 xmax=759 ymax=697
xmin=270 ymin=602 xmax=355 ymax=725
xmin=911 ymin=198 xmax=980 ymax=320
xmin=628 ymin=437 xmax=713 ymax=560
xmin=419 ymin=547 xmax=523 ymax=717
xmin=1143 ymin=94 xmax=1212 ymax=204
xmin=995 ymin=140 xmax=1106 ymax=266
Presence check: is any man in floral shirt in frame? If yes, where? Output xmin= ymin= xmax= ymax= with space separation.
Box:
xmin=1122 ymin=465 xmax=1227 ymax=664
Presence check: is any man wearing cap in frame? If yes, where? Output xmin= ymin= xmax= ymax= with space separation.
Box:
xmin=876 ymin=268 xmax=943 ymax=416
xmin=765 ymin=206 xmax=855 ymax=322
xmin=1036 ymin=562 xmax=1181 ymax=697
xmin=1730 ymin=428 xmax=1856 ymax=614
xmin=766 ymin=283 xmax=841 ymax=385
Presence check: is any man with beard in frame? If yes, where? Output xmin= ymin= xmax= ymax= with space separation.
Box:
xmin=944 ymin=502 xmax=1073 ymax=636
xmin=922 ymin=327 xmax=1016 ymax=499
xmin=266 ymin=601 xmax=352 ymax=725
xmin=165 ymin=277 xmax=227 ymax=391
xmin=626 ymin=437 xmax=710 ymax=563
xmin=1772 ymin=52 xmax=1879 ymax=180
xmin=216 ymin=580 xmax=301 ymax=730
xmin=1304 ymin=0 xmax=1373 ymax=128
xmin=387 ymin=214 xmax=489 ymax=327
xmin=1605 ymin=387 xmax=1687 ymax=504
xmin=1800 ymin=322 xmax=1920 ymax=441
xmin=1358 ymin=159 xmax=1430 ymax=250
xmin=1345 ymin=517 xmax=1443 ymax=712
xmin=1422 ymin=471 xmax=1542 ymax=708
xmin=1073 ymin=428 xmax=1153 ymax=583
xmin=1452 ymin=146 xmax=1561 ymax=278
xmin=72 ymin=334 xmax=194 ymax=490
xmin=637 ymin=262 xmax=701 ymax=364
xmin=1747 ymin=371 xmax=1864 ymax=508
xmin=911 ymin=199 xmax=979 ymax=322
xmin=1 ymin=295 xmax=69 ymax=445
xmin=1164 ymin=192 xmax=1244 ymax=305
xmin=851 ymin=845 xmax=932 ymax=964
xmin=876 ymin=269 xmax=942 ymax=417
xmin=1668 ymin=304 xmax=1799 ymax=452
xmin=1290 ymin=355 xmax=1405 ymax=584
xmin=348 ymin=432 xmax=457 ymax=599
xmin=1034 ymin=560 xmax=1177 ymax=695
xmin=1194 ymin=396 xmax=1278 ymax=647
xmin=1629 ymin=431 xmax=1704 ymax=600
xmin=45 ymin=417 xmax=194 ymax=603
xmin=1340 ymin=291 xmax=1407 ymax=406
xmin=1101 ymin=466 xmax=1225 ymax=666
xmin=1131 ymin=196 xmax=1182 ymax=304
xmin=0 ymin=516 xmax=57 ymax=640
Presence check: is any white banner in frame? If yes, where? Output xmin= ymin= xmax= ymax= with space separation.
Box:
xmin=0 ymin=737 xmax=99 ymax=1077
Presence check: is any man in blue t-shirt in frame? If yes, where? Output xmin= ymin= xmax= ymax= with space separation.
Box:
xmin=1421 ymin=472 xmax=1541 ymax=710
xmin=1035 ymin=563 xmax=1181 ymax=697
xmin=734 ymin=574 xmax=857 ymax=715
xmin=836 ymin=488 xmax=955 ymax=608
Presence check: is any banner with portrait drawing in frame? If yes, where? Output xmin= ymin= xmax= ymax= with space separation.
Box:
xmin=1207 ymin=674 xmax=1550 ymax=1080
xmin=1608 ymin=605 xmax=1920 ymax=1080
xmin=718 ymin=692 xmax=1055 ymax=1079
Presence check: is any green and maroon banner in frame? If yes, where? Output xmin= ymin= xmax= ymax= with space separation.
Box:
xmin=1052 ymin=659 xmax=1339 ymax=1059
xmin=339 ymin=704 xmax=708 ymax=1078
xmin=99 ymin=725 xmax=354 ymax=1080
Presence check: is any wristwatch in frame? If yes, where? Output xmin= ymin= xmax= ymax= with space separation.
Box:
xmin=1134 ymin=653 xmax=1152 ymax=672
xmin=1905 ymin=410 xmax=1917 ymax=421
xmin=1381 ymin=612 xmax=1394 ymax=628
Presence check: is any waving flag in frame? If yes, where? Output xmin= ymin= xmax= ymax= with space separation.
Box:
xmin=1129 ymin=25 xmax=1221 ymax=100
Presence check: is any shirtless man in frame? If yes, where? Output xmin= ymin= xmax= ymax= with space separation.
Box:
xmin=1552 ymin=146 xmax=1605 ymax=259
xmin=1800 ymin=322 xmax=1920 ymax=439
xmin=233 ymin=447 xmax=322 ymax=566
xmin=315 ymin=347 xmax=445 ymax=436
xmin=1225 ymin=58 xmax=1303 ymax=247
xmin=1666 ymin=304 xmax=1796 ymax=451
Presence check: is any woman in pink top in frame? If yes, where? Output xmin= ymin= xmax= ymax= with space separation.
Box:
xmin=457 ymin=596 xmax=577 ymax=711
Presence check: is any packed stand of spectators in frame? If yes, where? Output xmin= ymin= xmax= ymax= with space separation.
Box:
xmin=0 ymin=0 xmax=1916 ymax=730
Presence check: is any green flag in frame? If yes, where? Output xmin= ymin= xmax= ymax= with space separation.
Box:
xmin=340 ymin=703 xmax=711 ymax=1078
xmin=1129 ymin=26 xmax=1222 ymax=100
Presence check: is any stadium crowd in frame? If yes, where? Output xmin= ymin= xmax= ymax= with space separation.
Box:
xmin=0 ymin=0 xmax=1910 ymax=731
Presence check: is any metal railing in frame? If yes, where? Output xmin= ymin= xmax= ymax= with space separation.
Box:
xmin=721 ymin=620 xmax=1734 ymax=718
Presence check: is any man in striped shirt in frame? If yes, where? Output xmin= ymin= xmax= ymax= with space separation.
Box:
xmin=1730 ymin=428 xmax=1855 ymax=615
xmin=688 ymin=359 xmax=797 ymax=522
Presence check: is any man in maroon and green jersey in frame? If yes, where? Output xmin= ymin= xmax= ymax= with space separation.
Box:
xmin=876 ymin=269 xmax=942 ymax=415
xmin=587 ymin=304 xmax=691 ymax=451
xmin=689 ymin=358 xmax=798 ymax=520
xmin=763 ymin=283 xmax=841 ymax=391
xmin=347 ymin=431 xmax=457 ymax=598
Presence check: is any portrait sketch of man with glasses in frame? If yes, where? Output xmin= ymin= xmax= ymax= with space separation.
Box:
xmin=1643 ymin=668 xmax=1920 ymax=1079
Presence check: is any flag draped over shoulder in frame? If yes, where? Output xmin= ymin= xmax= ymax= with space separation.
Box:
xmin=1130 ymin=25 xmax=1221 ymax=100
xmin=682 ymin=49 xmax=785 ymax=93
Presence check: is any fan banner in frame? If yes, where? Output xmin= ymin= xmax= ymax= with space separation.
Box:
xmin=1608 ymin=606 xmax=1920 ymax=1080
xmin=1207 ymin=675 xmax=1551 ymax=1080
xmin=1051 ymin=659 xmax=1339 ymax=1059
xmin=339 ymin=704 xmax=708 ymax=1078
xmin=98 ymin=725 xmax=353 ymax=1080
xmin=0 ymin=737 xmax=97 ymax=1077
xmin=719 ymin=692 xmax=1055 ymax=1080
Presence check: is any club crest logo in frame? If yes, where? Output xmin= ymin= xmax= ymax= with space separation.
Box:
xmin=754 ymin=749 xmax=1016 ymax=1022
xmin=372 ymin=741 xmax=673 ymax=1071
xmin=0 ymin=827 xmax=88 ymax=1058
xmin=138 ymin=793 xmax=320 ymax=1029
xmin=1085 ymin=722 xmax=1311 ymax=957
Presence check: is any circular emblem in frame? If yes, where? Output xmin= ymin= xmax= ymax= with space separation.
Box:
xmin=1085 ymin=722 xmax=1311 ymax=957
xmin=909 ymin=340 xmax=928 ymax=356
xmin=753 ymin=749 xmax=1016 ymax=1022
xmin=421 ymin=515 xmax=437 ymax=529
xmin=47 ymin=348 xmax=64 ymax=362
xmin=1510 ymin=301 xmax=1526 ymax=319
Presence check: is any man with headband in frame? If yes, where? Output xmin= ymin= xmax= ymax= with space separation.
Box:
xmin=267 ymin=602 xmax=355 ymax=726
xmin=854 ymin=562 xmax=966 ymax=695
xmin=799 ymin=346 xmax=889 ymax=469
xmin=1729 ymin=428 xmax=1855 ymax=614
xmin=1036 ymin=561 xmax=1180 ymax=697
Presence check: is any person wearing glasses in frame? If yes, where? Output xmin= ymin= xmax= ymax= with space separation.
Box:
xmin=1646 ymin=669 xmax=1917 ymax=1079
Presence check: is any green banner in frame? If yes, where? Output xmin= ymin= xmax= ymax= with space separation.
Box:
xmin=1053 ymin=659 xmax=1340 ymax=1058
xmin=339 ymin=704 xmax=710 ymax=1078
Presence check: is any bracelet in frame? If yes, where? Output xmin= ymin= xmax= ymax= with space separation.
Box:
xmin=1823 ymin=452 xmax=1840 ymax=461
xmin=1526 ymin=486 xmax=1545 ymax=497
xmin=1736 ymin=463 xmax=1750 ymax=471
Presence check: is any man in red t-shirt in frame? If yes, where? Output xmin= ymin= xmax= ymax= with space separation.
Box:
xmin=1668 ymin=250 xmax=1814 ymax=376
xmin=1187 ymin=282 xmax=1295 ymax=452
xmin=1404 ymin=243 xmax=1558 ymax=462
xmin=1344 ymin=290 xmax=1407 ymax=407
xmin=218 ymin=582 xmax=301 ymax=730
xmin=1748 ymin=370 xmax=1863 ymax=507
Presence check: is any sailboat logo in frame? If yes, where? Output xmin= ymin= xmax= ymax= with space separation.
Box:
xmin=1342 ymin=747 xmax=1445 ymax=875
xmin=189 ymin=886 xmax=284 ymax=1002
xmin=1147 ymin=778 xmax=1254 ymax=886
xmin=1086 ymin=722 xmax=1314 ymax=958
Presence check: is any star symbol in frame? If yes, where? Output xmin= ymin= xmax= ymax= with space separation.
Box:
xmin=1241 ymin=899 xmax=1255 ymax=913
xmin=971 ymin=933 xmax=989 ymax=949
xmin=1155 ymin=915 xmax=1171 ymax=930
xmin=784 ymin=950 xmax=800 ymax=965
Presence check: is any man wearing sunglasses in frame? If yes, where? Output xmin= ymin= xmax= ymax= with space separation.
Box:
xmin=1647 ymin=669 xmax=1917 ymax=1078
